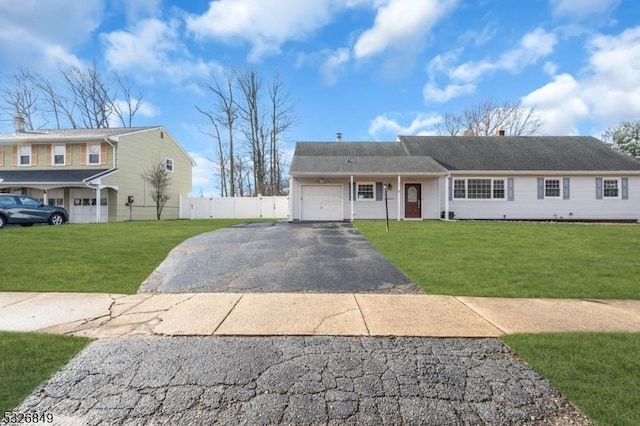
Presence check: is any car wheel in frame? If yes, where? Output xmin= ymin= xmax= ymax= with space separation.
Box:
xmin=0 ymin=215 xmax=5 ymax=229
xmin=49 ymin=213 xmax=65 ymax=226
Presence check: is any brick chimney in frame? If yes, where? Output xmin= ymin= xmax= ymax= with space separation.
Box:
xmin=497 ymin=128 xmax=505 ymax=136
xmin=13 ymin=115 xmax=25 ymax=133
xmin=336 ymin=132 xmax=343 ymax=142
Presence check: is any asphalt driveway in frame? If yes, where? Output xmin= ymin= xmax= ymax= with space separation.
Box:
xmin=139 ymin=222 xmax=421 ymax=294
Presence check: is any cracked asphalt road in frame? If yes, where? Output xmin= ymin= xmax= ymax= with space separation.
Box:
xmin=139 ymin=222 xmax=421 ymax=294
xmin=18 ymin=336 xmax=590 ymax=425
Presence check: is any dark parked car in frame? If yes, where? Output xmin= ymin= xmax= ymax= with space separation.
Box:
xmin=0 ymin=194 xmax=68 ymax=229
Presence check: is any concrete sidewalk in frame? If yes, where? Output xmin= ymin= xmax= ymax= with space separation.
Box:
xmin=1 ymin=292 xmax=639 ymax=338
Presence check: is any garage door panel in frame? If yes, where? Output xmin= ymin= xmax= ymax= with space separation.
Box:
xmin=301 ymin=185 xmax=343 ymax=221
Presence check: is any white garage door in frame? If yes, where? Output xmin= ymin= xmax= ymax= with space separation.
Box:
xmin=301 ymin=185 xmax=343 ymax=221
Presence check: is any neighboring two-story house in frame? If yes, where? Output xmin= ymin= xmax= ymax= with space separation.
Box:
xmin=0 ymin=117 xmax=194 ymax=223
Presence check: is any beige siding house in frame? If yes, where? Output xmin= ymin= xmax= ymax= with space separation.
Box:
xmin=0 ymin=121 xmax=194 ymax=223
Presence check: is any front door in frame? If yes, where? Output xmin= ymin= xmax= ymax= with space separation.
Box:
xmin=404 ymin=184 xmax=422 ymax=218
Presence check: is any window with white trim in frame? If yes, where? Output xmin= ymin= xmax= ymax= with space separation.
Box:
xmin=545 ymin=179 xmax=561 ymax=198
xmin=453 ymin=178 xmax=505 ymax=199
xmin=165 ymin=157 xmax=174 ymax=172
xmin=357 ymin=182 xmax=374 ymax=200
xmin=603 ymin=179 xmax=619 ymax=198
xmin=19 ymin=145 xmax=31 ymax=166
xmin=88 ymin=143 xmax=101 ymax=165
xmin=53 ymin=144 xmax=65 ymax=165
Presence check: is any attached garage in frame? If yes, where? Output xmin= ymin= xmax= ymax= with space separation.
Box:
xmin=301 ymin=185 xmax=343 ymax=221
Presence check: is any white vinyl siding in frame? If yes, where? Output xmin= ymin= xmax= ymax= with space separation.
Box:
xmin=446 ymin=175 xmax=640 ymax=221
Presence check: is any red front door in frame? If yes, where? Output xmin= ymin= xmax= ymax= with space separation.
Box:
xmin=405 ymin=184 xmax=421 ymax=218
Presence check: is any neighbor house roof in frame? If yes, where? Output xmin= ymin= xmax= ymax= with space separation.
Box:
xmin=290 ymin=136 xmax=640 ymax=176
xmin=399 ymin=135 xmax=640 ymax=171
xmin=290 ymin=142 xmax=448 ymax=175
xmin=0 ymin=127 xmax=158 ymax=144
xmin=0 ymin=169 xmax=111 ymax=185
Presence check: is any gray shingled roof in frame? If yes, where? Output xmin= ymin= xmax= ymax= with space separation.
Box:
xmin=399 ymin=135 xmax=640 ymax=171
xmin=290 ymin=142 xmax=447 ymax=175
xmin=290 ymin=137 xmax=640 ymax=175
xmin=0 ymin=169 xmax=110 ymax=184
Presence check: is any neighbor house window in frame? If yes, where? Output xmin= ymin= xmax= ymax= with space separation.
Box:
xmin=165 ymin=157 xmax=174 ymax=172
xmin=357 ymin=182 xmax=374 ymax=200
xmin=603 ymin=179 xmax=619 ymax=198
xmin=453 ymin=178 xmax=505 ymax=199
xmin=19 ymin=145 xmax=31 ymax=166
xmin=545 ymin=179 xmax=561 ymax=198
xmin=53 ymin=144 xmax=65 ymax=165
xmin=88 ymin=143 xmax=101 ymax=165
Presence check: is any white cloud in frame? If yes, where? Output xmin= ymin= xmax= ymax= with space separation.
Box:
xmin=102 ymin=18 xmax=220 ymax=83
xmin=320 ymin=48 xmax=351 ymax=86
xmin=189 ymin=152 xmax=217 ymax=197
xmin=522 ymin=26 xmax=640 ymax=135
xmin=353 ymin=0 xmax=457 ymax=59
xmin=0 ymin=0 xmax=102 ymax=70
xmin=369 ymin=112 xmax=441 ymax=138
xmin=451 ymin=28 xmax=557 ymax=82
xmin=581 ymin=27 xmax=640 ymax=120
xmin=543 ymin=61 xmax=558 ymax=75
xmin=521 ymin=73 xmax=588 ymax=135
xmin=423 ymin=82 xmax=475 ymax=103
xmin=186 ymin=0 xmax=339 ymax=62
xmin=550 ymin=0 xmax=620 ymax=19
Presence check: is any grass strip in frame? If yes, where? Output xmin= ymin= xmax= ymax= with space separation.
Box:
xmin=502 ymin=332 xmax=640 ymax=426
xmin=355 ymin=220 xmax=640 ymax=299
xmin=0 ymin=331 xmax=91 ymax=413
xmin=0 ymin=219 xmax=251 ymax=294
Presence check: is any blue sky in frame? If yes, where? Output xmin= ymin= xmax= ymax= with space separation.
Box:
xmin=1 ymin=0 xmax=639 ymax=196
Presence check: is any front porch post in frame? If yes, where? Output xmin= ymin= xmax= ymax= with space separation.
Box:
xmin=350 ymin=175 xmax=354 ymax=221
xmin=43 ymin=190 xmax=48 ymax=205
xmin=95 ymin=186 xmax=101 ymax=223
xmin=397 ymin=175 xmax=401 ymax=221
xmin=444 ymin=175 xmax=450 ymax=221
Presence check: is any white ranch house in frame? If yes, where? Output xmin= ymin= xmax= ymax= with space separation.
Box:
xmin=289 ymin=136 xmax=640 ymax=222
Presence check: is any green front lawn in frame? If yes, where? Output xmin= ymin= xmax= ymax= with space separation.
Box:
xmin=355 ymin=221 xmax=640 ymax=299
xmin=0 ymin=220 xmax=250 ymax=294
xmin=503 ymin=333 xmax=640 ymax=426
xmin=0 ymin=332 xmax=91 ymax=412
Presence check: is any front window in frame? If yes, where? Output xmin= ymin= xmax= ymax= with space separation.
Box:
xmin=165 ymin=157 xmax=174 ymax=172
xmin=453 ymin=178 xmax=505 ymax=199
xmin=19 ymin=145 xmax=31 ymax=166
xmin=453 ymin=180 xmax=466 ymax=199
xmin=357 ymin=182 xmax=374 ymax=200
xmin=603 ymin=179 xmax=619 ymax=198
xmin=53 ymin=144 xmax=65 ymax=165
xmin=88 ymin=144 xmax=101 ymax=165
xmin=545 ymin=179 xmax=561 ymax=198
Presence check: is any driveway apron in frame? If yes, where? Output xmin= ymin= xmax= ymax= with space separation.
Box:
xmin=139 ymin=222 xmax=421 ymax=294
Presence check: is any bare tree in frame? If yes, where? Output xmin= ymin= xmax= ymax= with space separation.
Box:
xmin=196 ymin=72 xmax=238 ymax=196
xmin=196 ymin=68 xmax=295 ymax=197
xmin=236 ymin=68 xmax=266 ymax=196
xmin=267 ymin=71 xmax=295 ymax=195
xmin=1 ymin=64 xmax=144 ymax=130
xmin=141 ymin=160 xmax=171 ymax=220
xmin=436 ymin=99 xmax=542 ymax=136
xmin=1 ymin=70 xmax=39 ymax=130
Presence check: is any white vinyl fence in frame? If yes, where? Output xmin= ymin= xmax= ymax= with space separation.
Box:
xmin=180 ymin=195 xmax=289 ymax=219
